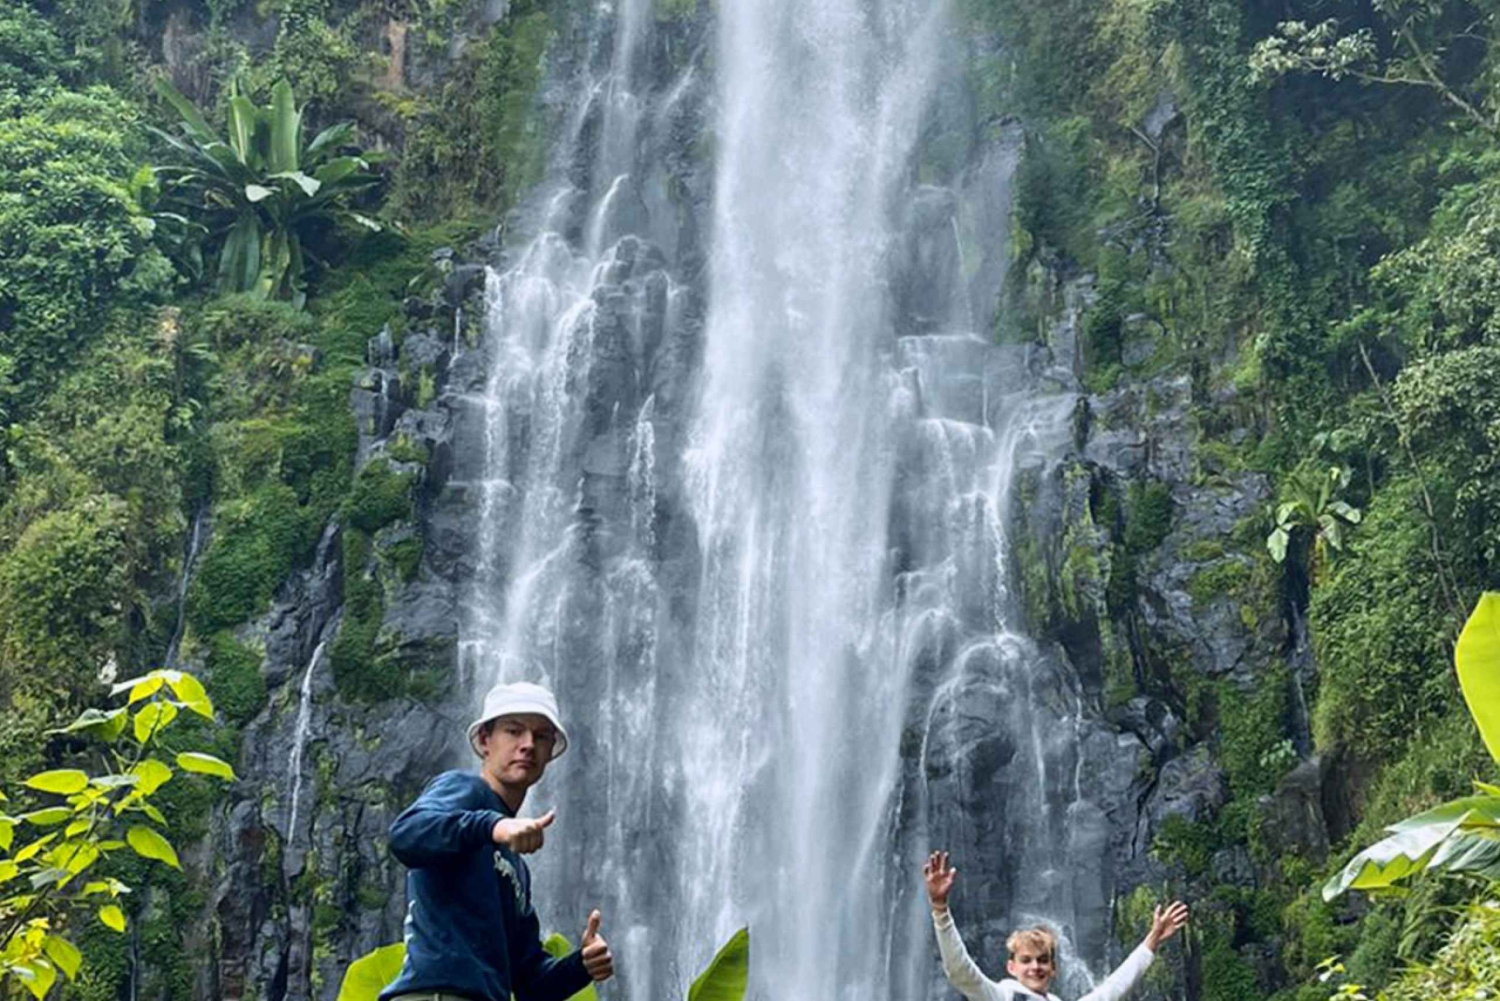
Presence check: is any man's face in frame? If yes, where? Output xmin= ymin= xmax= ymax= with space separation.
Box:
xmin=478 ymin=713 xmax=558 ymax=790
xmin=1006 ymin=948 xmax=1055 ymax=995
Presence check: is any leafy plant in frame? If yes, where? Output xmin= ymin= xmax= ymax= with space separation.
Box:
xmin=1249 ymin=5 xmax=1499 ymax=135
xmin=336 ymin=927 xmax=750 ymax=1001
xmin=1324 ymin=592 xmax=1500 ymax=899
xmin=0 ymin=668 xmax=236 ymax=997
xmin=152 ymin=76 xmax=384 ymax=307
xmin=1266 ymin=463 xmax=1362 ymax=571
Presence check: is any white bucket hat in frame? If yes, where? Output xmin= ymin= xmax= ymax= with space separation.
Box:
xmin=466 ymin=681 xmax=569 ymax=760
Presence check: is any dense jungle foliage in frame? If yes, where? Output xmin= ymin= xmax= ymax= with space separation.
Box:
xmin=957 ymin=0 xmax=1500 ymax=997
xmin=0 ymin=0 xmax=1498 ymax=997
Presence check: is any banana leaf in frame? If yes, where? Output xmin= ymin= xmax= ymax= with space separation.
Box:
xmin=688 ymin=927 xmax=749 ymax=1001
xmin=1456 ymin=591 xmax=1500 ymax=764
xmin=1323 ymin=794 xmax=1500 ymax=899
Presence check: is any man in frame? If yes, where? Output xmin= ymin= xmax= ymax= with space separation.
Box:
xmin=380 ymin=681 xmax=615 ymax=1001
xmin=923 ymin=851 xmax=1188 ymax=1001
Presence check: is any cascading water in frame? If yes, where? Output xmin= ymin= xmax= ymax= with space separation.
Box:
xmin=458 ymin=1 xmax=1127 ymax=998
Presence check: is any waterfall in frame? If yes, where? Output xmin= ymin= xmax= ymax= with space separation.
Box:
xmin=164 ymin=505 xmax=208 ymax=669
xmin=458 ymin=1 xmax=1120 ymax=998
xmin=285 ymin=637 xmax=326 ymax=849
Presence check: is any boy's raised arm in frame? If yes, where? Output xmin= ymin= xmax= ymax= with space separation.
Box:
xmin=925 ymin=851 xmax=1001 ymax=1001
xmin=1077 ymin=902 xmax=1189 ymax=1001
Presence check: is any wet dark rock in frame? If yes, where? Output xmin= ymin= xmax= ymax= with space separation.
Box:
xmin=1257 ymin=755 xmax=1338 ymax=865
xmin=444 ymin=263 xmax=487 ymax=308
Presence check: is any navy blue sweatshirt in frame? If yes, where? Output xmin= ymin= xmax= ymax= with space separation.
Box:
xmin=378 ymin=770 xmax=591 ymax=1001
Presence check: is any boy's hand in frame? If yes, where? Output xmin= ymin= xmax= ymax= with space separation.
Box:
xmin=581 ymin=909 xmax=614 ymax=982
xmin=923 ymin=850 xmax=957 ymax=911
xmin=492 ymin=809 xmax=555 ymax=853
xmin=1143 ymin=901 xmax=1190 ymax=950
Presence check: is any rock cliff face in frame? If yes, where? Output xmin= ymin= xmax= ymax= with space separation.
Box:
xmin=170 ymin=4 xmax=1318 ymax=1001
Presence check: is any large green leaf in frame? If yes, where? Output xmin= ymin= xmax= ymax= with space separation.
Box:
xmin=335 ymin=943 xmax=406 ymax=1001
xmin=49 ymin=707 xmax=129 ymax=742
xmin=133 ymin=701 xmax=179 ymax=742
xmin=312 ymin=157 xmax=364 ymax=186
xmin=219 ymin=212 xmax=264 ymax=293
xmin=688 ymin=928 xmax=750 ymax=1001
xmin=1456 ymin=591 xmax=1500 ymax=764
xmin=227 ymin=95 xmax=260 ymax=167
xmin=1323 ymin=794 xmax=1500 ymax=899
xmin=305 ymin=121 xmax=354 ymax=163
xmin=126 ymin=826 xmax=181 ymax=870
xmin=269 ymin=80 xmax=301 ymax=173
xmin=43 ymin=935 xmax=82 ymax=982
xmin=270 ymin=170 xmax=321 ymax=198
xmin=24 ymin=770 xmax=89 ymax=796
xmin=153 ymin=76 xmax=219 ymax=147
xmin=176 ymin=752 xmax=237 ymax=782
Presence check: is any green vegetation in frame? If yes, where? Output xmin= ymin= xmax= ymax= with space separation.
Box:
xmin=0 ymin=668 xmax=236 ymax=997
xmin=153 ymin=77 xmax=385 ymax=306
xmin=338 ymin=927 xmax=749 ymax=1001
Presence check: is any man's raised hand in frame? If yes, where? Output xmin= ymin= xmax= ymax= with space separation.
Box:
xmin=491 ymin=809 xmax=556 ymax=854
xmin=923 ymin=850 xmax=957 ymax=911
xmin=1143 ymin=901 xmax=1190 ymax=951
xmin=580 ymin=909 xmax=614 ymax=982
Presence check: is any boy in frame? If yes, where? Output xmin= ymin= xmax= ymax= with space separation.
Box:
xmin=380 ymin=681 xmax=615 ymax=1001
xmin=923 ymin=850 xmax=1188 ymax=1001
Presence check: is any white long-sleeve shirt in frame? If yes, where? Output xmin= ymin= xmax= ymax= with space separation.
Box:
xmin=932 ymin=908 xmax=1156 ymax=1001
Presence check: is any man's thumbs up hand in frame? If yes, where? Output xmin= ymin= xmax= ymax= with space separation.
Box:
xmin=491 ymin=809 xmax=556 ymax=854
xmin=580 ymin=909 xmax=614 ymax=982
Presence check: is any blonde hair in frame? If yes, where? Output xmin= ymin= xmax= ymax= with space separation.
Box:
xmin=1006 ymin=927 xmax=1057 ymax=963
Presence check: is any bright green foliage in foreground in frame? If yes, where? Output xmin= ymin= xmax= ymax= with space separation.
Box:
xmin=0 ymin=669 xmax=235 ymax=998
xmin=1325 ymin=593 xmax=1500 ymax=899
xmin=338 ymin=927 xmax=748 ymax=1001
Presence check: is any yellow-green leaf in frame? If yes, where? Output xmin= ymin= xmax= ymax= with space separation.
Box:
xmin=90 ymin=773 xmax=139 ymax=791
xmin=125 ymin=826 xmax=180 ymax=870
xmin=64 ymin=819 xmax=91 ymax=839
xmin=50 ymin=707 xmax=129 ymax=742
xmin=140 ymin=803 xmax=167 ymax=826
xmin=0 ymin=861 xmax=19 ymax=883
xmin=176 ymin=752 xmax=236 ymax=782
xmin=21 ymin=808 xmax=70 ymax=827
xmin=166 ymin=673 xmax=214 ymax=720
xmin=133 ymin=702 xmax=179 ymax=742
xmin=336 ymin=943 xmax=406 ymax=1001
xmin=0 ymin=818 xmax=13 ymax=851
xmin=129 ymin=759 xmax=173 ymax=796
xmin=1456 ymin=591 xmax=1500 ymax=765
xmin=24 ymin=770 xmax=88 ymax=795
xmin=43 ymin=935 xmax=81 ymax=981
xmin=17 ymin=958 xmax=56 ymax=999
xmin=60 ymin=844 xmax=100 ymax=876
xmin=98 ymin=904 xmax=126 ymax=932
xmin=112 ymin=674 xmax=165 ymax=704
xmin=15 ymin=833 xmax=56 ymax=862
